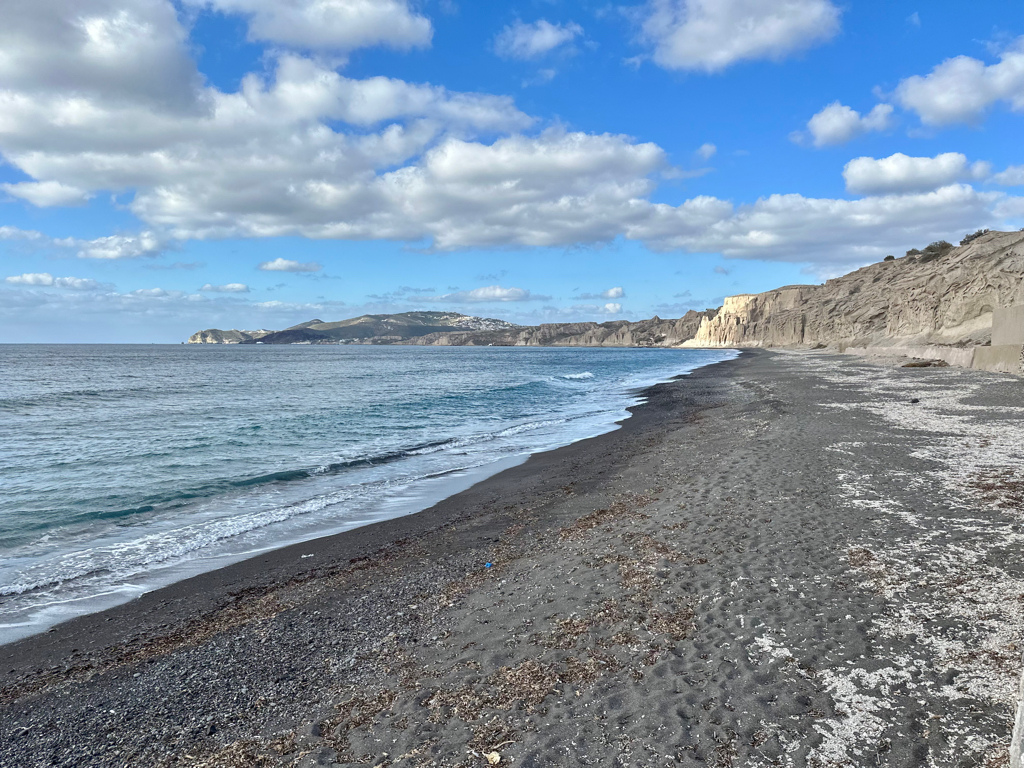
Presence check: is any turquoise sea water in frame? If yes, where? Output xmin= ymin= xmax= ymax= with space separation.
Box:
xmin=0 ymin=344 xmax=735 ymax=642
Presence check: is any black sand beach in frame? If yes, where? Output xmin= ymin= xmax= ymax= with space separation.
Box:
xmin=3 ymin=350 xmax=1024 ymax=767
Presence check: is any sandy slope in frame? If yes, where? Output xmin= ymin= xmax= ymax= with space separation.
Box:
xmin=2 ymin=351 xmax=1023 ymax=767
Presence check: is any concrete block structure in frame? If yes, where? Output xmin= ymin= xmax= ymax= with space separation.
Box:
xmin=975 ymin=304 xmax=1024 ymax=374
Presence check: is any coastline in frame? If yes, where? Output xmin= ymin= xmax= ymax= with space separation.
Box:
xmin=1 ymin=345 xmax=733 ymax=645
xmin=3 ymin=349 xmax=1024 ymax=767
xmin=0 ymin=352 xmax=743 ymax=669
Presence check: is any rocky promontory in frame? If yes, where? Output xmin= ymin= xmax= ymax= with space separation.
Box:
xmin=684 ymin=230 xmax=1024 ymax=374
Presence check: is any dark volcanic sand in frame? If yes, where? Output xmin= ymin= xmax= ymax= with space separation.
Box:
xmin=3 ymin=350 xmax=1024 ymax=767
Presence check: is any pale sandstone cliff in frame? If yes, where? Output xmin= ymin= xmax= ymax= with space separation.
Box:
xmin=188 ymin=328 xmax=273 ymax=344
xmin=685 ymin=230 xmax=1024 ymax=372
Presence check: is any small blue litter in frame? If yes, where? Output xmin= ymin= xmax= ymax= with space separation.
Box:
xmin=484 ymin=562 xmax=493 ymax=568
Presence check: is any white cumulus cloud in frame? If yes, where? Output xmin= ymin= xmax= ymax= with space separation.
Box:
xmin=184 ymin=0 xmax=432 ymax=53
xmin=5 ymin=273 xmax=100 ymax=289
xmin=6 ymin=273 xmax=56 ymax=286
xmin=71 ymin=232 xmax=164 ymax=259
xmin=0 ymin=0 xmax=1022 ymax=279
xmin=628 ymin=183 xmax=1006 ymax=269
xmin=895 ymin=36 xmax=1024 ymax=125
xmin=843 ymin=153 xmax=990 ymax=195
xmin=993 ymin=165 xmax=1024 ymax=187
xmin=3 ymin=181 xmax=92 ymax=207
xmin=258 ymin=258 xmax=323 ymax=272
xmin=799 ymin=102 xmax=894 ymax=147
xmin=639 ymin=0 xmax=841 ymax=72
xmin=200 ymin=283 xmax=250 ymax=293
xmin=0 ymin=226 xmax=161 ymax=259
xmin=494 ymin=20 xmax=583 ymax=60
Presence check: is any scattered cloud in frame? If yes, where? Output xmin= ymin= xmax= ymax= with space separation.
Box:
xmin=8 ymin=272 xmax=96 ymax=290
xmin=638 ymin=0 xmax=841 ymax=72
xmin=183 ymin=0 xmax=432 ymax=53
xmin=628 ymin=183 xmax=1007 ymax=269
xmin=895 ymin=36 xmax=1024 ymax=125
xmin=0 ymin=225 xmax=162 ymax=259
xmin=365 ymin=285 xmax=437 ymax=300
xmin=843 ymin=152 xmax=990 ymax=195
xmin=796 ymin=102 xmax=894 ymax=147
xmin=258 ymin=258 xmax=323 ymax=272
xmin=696 ymin=143 xmax=717 ymax=160
xmin=907 ymin=11 xmax=921 ymax=27
xmin=522 ymin=68 xmax=559 ymax=87
xmin=713 ymin=265 xmax=730 ymax=275
xmin=0 ymin=282 xmax=355 ymax=342
xmin=663 ymin=167 xmax=714 ymax=181
xmin=147 ymin=261 xmax=204 ymax=270
xmin=3 ymin=181 xmax=92 ymax=207
xmin=428 ymin=285 xmax=548 ymax=302
xmin=575 ymin=286 xmax=625 ymax=299
xmin=0 ymin=0 xmax=1021 ymax=285
xmin=71 ymin=232 xmax=164 ymax=259
xmin=993 ymin=165 xmax=1024 ymax=187
xmin=475 ymin=270 xmax=507 ymax=282
xmin=570 ymin=302 xmax=622 ymax=315
xmin=200 ymin=282 xmax=250 ymax=293
xmin=495 ymin=20 xmax=583 ymax=60
xmin=0 ymin=226 xmax=46 ymax=242
xmin=5 ymin=273 xmax=55 ymax=286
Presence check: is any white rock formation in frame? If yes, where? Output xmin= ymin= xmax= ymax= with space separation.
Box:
xmin=685 ymin=230 xmax=1024 ymax=373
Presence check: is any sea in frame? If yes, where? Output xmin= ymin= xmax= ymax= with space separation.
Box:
xmin=0 ymin=344 xmax=735 ymax=643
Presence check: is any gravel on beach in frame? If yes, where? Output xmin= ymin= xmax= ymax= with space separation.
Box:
xmin=3 ymin=350 xmax=1024 ymax=768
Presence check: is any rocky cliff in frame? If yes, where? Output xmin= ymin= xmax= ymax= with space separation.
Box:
xmin=188 ymin=328 xmax=274 ymax=344
xmin=684 ymin=230 xmax=1024 ymax=371
xmin=408 ymin=310 xmax=716 ymax=347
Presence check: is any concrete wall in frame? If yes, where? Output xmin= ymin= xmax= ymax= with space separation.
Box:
xmin=993 ymin=305 xmax=1024 ymax=346
xmin=971 ymin=303 xmax=1024 ymax=374
xmin=972 ymin=345 xmax=1024 ymax=374
xmin=841 ymin=345 xmax=977 ymax=369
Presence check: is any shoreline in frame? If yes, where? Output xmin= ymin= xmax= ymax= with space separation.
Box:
xmin=3 ymin=349 xmax=1024 ymax=767
xmin=0 ymin=352 xmax=743 ymax=670
xmin=0 ymin=348 xmax=734 ymax=646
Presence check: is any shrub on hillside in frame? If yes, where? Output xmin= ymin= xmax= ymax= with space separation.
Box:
xmin=917 ymin=240 xmax=953 ymax=263
xmin=961 ymin=229 xmax=990 ymax=246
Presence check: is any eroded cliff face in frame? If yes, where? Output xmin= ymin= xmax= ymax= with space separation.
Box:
xmin=686 ymin=231 xmax=1024 ymax=362
xmin=187 ymin=329 xmax=273 ymax=344
xmin=409 ymin=310 xmax=716 ymax=347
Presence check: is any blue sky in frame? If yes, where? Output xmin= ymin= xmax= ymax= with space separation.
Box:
xmin=1 ymin=0 xmax=1022 ymax=342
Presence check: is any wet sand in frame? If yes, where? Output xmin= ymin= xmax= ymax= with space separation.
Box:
xmin=3 ymin=350 xmax=1024 ymax=767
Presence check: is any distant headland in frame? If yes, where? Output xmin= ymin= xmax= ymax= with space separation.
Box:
xmin=190 ymin=230 xmax=1024 ymax=374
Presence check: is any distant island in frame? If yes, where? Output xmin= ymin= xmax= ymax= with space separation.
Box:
xmin=189 ymin=230 xmax=1024 ymax=374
